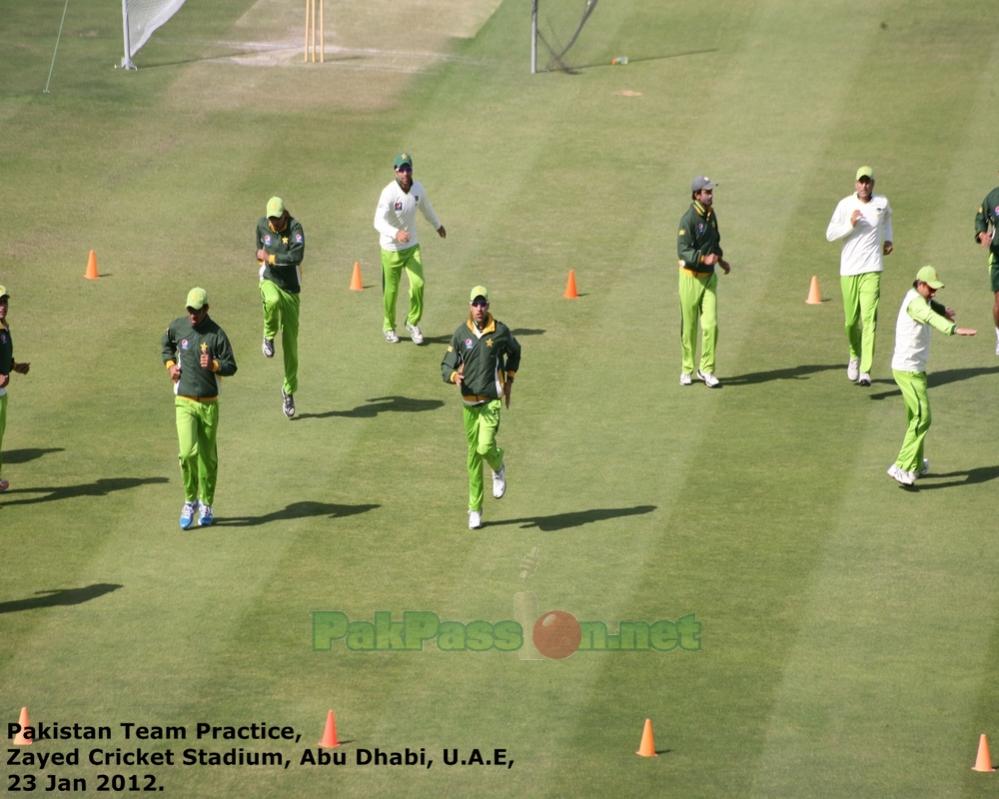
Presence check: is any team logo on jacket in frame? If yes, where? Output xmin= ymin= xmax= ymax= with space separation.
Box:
xmin=264 ymin=235 xmax=272 ymax=245
xmin=994 ymin=206 xmax=999 ymax=215
xmin=696 ymin=223 xmax=706 ymax=234
xmin=295 ymin=232 xmax=303 ymax=243
xmin=464 ymin=339 xmax=474 ymax=350
xmin=180 ymin=338 xmax=190 ymax=350
xmin=486 ymin=338 xmax=494 ymax=348
xmin=394 ymin=201 xmax=403 ymax=211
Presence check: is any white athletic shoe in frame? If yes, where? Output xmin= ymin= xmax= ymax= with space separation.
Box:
xmin=918 ymin=458 xmax=929 ymax=476
xmin=857 ymin=372 xmax=871 ymax=386
xmin=198 ymin=503 xmax=214 ymax=527
xmin=994 ymin=328 xmax=999 ymax=355
xmin=679 ymin=372 xmax=692 ymax=386
xmin=887 ymin=464 xmax=915 ymax=486
xmin=468 ymin=509 xmax=483 ymax=530
xmin=405 ymin=323 xmax=424 ymax=345
xmin=492 ymin=464 xmax=506 ymax=499
xmin=697 ymin=370 xmax=720 ymax=388
xmin=262 ymin=337 xmax=275 ymax=358
xmin=384 ymin=329 xmax=400 ymax=344
xmin=847 ymin=357 xmax=859 ymax=382
xmin=179 ymin=501 xmax=198 ymax=530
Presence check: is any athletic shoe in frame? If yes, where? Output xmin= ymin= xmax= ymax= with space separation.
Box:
xmin=405 ymin=323 xmax=424 ymax=345
xmin=0 ymin=479 xmax=8 ymax=492
xmin=384 ymin=329 xmax=400 ymax=344
xmin=468 ymin=509 xmax=483 ymax=530
xmin=679 ymin=372 xmax=692 ymax=386
xmin=282 ymin=388 xmax=296 ymax=419
xmin=179 ymin=501 xmax=198 ymax=530
xmin=994 ymin=328 xmax=999 ymax=355
xmin=918 ymin=458 xmax=929 ymax=476
xmin=262 ymin=337 xmax=275 ymax=358
xmin=847 ymin=357 xmax=859 ymax=382
xmin=199 ymin=504 xmax=214 ymax=527
xmin=492 ymin=464 xmax=506 ymax=499
xmin=697 ymin=369 xmax=720 ymax=388
xmin=886 ymin=464 xmax=915 ymax=486
xmin=857 ymin=372 xmax=871 ymax=386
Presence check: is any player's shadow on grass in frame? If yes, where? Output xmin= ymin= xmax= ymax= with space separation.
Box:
xmin=722 ymin=364 xmax=841 ymax=385
xmin=906 ymin=464 xmax=999 ymax=490
xmin=868 ymin=365 xmax=999 ymax=400
xmin=487 ymin=505 xmax=656 ymax=531
xmin=0 ymin=584 xmax=122 ymax=615
xmin=214 ymin=501 xmax=380 ymax=527
xmin=420 ymin=328 xmax=546 ymax=346
xmin=295 ymin=396 xmax=444 ymax=420
xmin=1 ymin=477 xmax=169 ymax=506
xmin=4 ymin=447 xmax=64 ymax=464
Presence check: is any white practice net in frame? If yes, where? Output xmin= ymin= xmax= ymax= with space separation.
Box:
xmin=121 ymin=0 xmax=187 ymax=68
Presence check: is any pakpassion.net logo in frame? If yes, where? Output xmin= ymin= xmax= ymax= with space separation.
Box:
xmin=312 ymin=610 xmax=701 ymax=659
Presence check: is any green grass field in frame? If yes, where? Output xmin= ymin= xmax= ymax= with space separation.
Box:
xmin=2 ymin=0 xmax=999 ymax=796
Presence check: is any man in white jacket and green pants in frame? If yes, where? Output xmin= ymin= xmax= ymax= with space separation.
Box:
xmin=826 ymin=165 xmax=894 ymax=386
xmin=888 ymin=265 xmax=975 ymax=486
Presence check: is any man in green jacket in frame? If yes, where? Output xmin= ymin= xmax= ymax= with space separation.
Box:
xmin=162 ymin=288 xmax=238 ymax=529
xmin=441 ymin=286 xmax=521 ymax=530
xmin=974 ymin=185 xmax=999 ymax=353
xmin=676 ymin=176 xmax=732 ymax=388
xmin=256 ymin=196 xmax=303 ymax=418
xmin=0 ymin=285 xmax=31 ymax=492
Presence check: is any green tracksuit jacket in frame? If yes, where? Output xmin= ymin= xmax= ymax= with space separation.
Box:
xmin=677 ymin=201 xmax=723 ymax=272
xmin=441 ymin=315 xmax=521 ymax=403
xmin=256 ymin=216 xmax=305 ymax=293
xmin=161 ymin=316 xmax=238 ymax=398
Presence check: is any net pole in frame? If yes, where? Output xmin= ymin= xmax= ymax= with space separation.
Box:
xmin=120 ymin=0 xmax=136 ymax=69
xmin=43 ymin=0 xmax=72 ymax=93
xmin=530 ymin=0 xmax=538 ymax=74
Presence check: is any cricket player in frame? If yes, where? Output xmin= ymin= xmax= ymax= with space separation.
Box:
xmin=677 ymin=176 xmax=731 ymax=388
xmin=441 ymin=286 xmax=521 ymax=530
xmin=826 ymin=166 xmax=894 ymax=386
xmin=373 ymin=152 xmax=446 ymax=344
xmin=0 ymin=286 xmax=31 ymax=492
xmin=888 ymin=266 xmax=975 ymax=486
xmin=973 ymin=184 xmax=999 ymax=353
xmin=162 ymin=288 xmax=237 ymax=529
xmin=256 ymin=196 xmax=303 ymax=418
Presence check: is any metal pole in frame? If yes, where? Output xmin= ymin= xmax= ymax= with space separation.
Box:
xmin=43 ymin=0 xmax=73 ymax=93
xmin=530 ymin=0 xmax=538 ymax=74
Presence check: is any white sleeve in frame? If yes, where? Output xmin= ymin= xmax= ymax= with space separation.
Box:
xmin=418 ymin=188 xmax=442 ymax=230
xmin=883 ymin=200 xmax=894 ymax=243
xmin=373 ymin=185 xmax=398 ymax=239
xmin=825 ymin=198 xmax=853 ymax=242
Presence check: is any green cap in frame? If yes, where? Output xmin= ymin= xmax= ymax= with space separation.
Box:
xmin=469 ymin=285 xmax=489 ymax=303
xmin=916 ymin=265 xmax=944 ymax=289
xmin=0 ymin=285 xmax=9 ymax=300
xmin=266 ymin=196 xmax=285 ymax=218
xmin=393 ymin=152 xmax=413 ymax=169
xmin=186 ymin=287 xmax=208 ymax=310
xmin=856 ymin=165 xmax=874 ymax=181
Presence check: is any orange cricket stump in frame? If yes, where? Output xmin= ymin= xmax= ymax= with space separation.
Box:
xmin=563 ymin=269 xmax=579 ymax=299
xmin=635 ymin=718 xmax=657 ymax=758
xmin=318 ymin=709 xmax=340 ymax=748
xmin=12 ymin=706 xmax=32 ymax=745
xmin=349 ymin=261 xmax=363 ymax=291
xmin=84 ymin=249 xmax=99 ymax=280
xmin=805 ymin=274 xmax=822 ymax=304
xmin=972 ymin=733 xmax=994 ymax=772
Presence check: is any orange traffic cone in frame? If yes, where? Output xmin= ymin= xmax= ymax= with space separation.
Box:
xmin=563 ymin=269 xmax=579 ymax=299
xmin=12 ymin=707 xmax=31 ymax=745
xmin=84 ymin=250 xmax=99 ymax=280
xmin=349 ymin=261 xmax=363 ymax=291
xmin=635 ymin=718 xmax=657 ymax=757
xmin=805 ymin=274 xmax=821 ymax=304
xmin=972 ymin=733 xmax=994 ymax=772
xmin=317 ymin=709 xmax=340 ymax=748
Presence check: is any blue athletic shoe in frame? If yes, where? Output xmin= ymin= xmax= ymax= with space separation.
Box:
xmin=199 ymin=503 xmax=214 ymax=527
xmin=179 ymin=501 xmax=198 ymax=530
